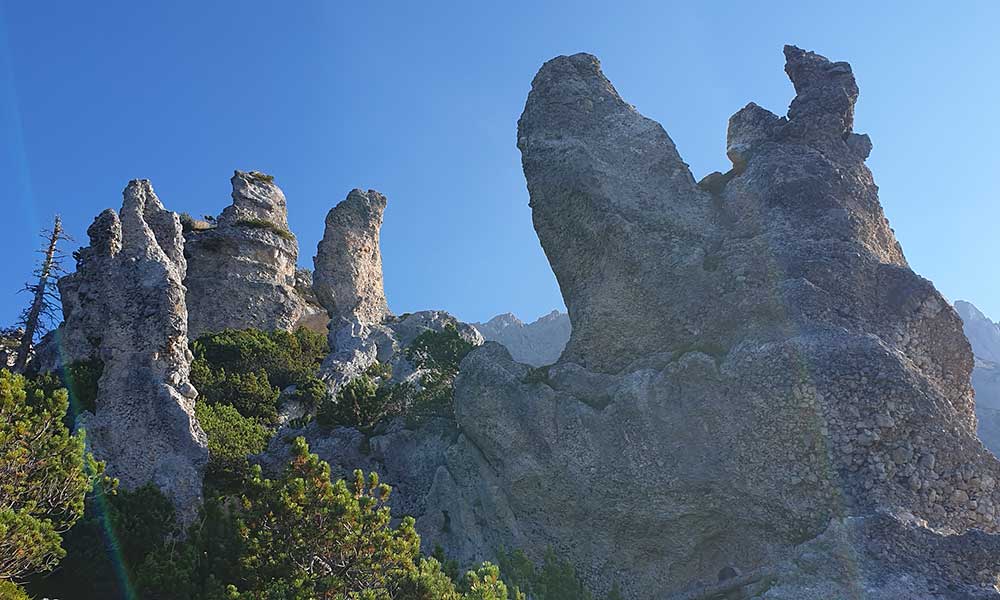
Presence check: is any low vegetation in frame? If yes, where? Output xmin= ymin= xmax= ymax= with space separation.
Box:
xmin=404 ymin=324 xmax=476 ymax=418
xmin=316 ymin=324 xmax=476 ymax=431
xmin=25 ymin=435 xmax=524 ymax=600
xmin=5 ymin=324 xmax=612 ymax=599
xmin=195 ymin=402 xmax=271 ymax=494
xmin=0 ymin=370 xmax=104 ymax=595
xmin=234 ymin=218 xmax=295 ymax=241
xmin=190 ymin=327 xmax=327 ymax=424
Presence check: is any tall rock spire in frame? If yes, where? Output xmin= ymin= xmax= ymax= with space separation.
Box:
xmin=60 ymin=180 xmax=207 ymax=525
xmin=312 ymin=188 xmax=389 ymax=329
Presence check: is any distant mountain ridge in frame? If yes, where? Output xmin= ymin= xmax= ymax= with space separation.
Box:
xmin=956 ymin=301 xmax=1000 ymax=364
xmin=472 ymin=310 xmax=570 ymax=367
xmin=955 ymin=300 xmax=1000 ymax=454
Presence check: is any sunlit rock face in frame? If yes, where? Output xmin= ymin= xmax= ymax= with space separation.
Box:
xmin=184 ymin=171 xmax=322 ymax=339
xmin=435 ymin=47 xmax=1000 ymax=598
xmin=59 ymin=180 xmax=207 ymax=525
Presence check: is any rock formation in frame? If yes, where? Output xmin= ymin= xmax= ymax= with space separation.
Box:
xmin=184 ymin=171 xmax=322 ymax=339
xmin=313 ymin=188 xmax=390 ymax=328
xmin=472 ymin=310 xmax=570 ymax=367
xmin=31 ymin=45 xmax=1000 ymax=598
xmin=414 ymin=47 xmax=1000 ymax=598
xmin=311 ymin=188 xmax=482 ymax=393
xmin=58 ymin=180 xmax=207 ymax=524
xmin=956 ymin=301 xmax=1000 ymax=456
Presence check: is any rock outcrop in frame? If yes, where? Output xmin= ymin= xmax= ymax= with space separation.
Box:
xmin=420 ymin=47 xmax=1000 ymax=598
xmin=472 ymin=310 xmax=570 ymax=367
xmin=58 ymin=180 xmax=207 ymax=524
xmin=956 ymin=301 xmax=1000 ymax=456
xmin=184 ymin=171 xmax=319 ymax=339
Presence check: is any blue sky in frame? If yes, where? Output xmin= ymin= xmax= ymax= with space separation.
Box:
xmin=1 ymin=1 xmax=998 ymax=328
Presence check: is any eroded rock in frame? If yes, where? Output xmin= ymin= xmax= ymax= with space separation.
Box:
xmin=433 ymin=46 xmax=1000 ymax=598
xmin=184 ymin=171 xmax=318 ymax=339
xmin=313 ymin=188 xmax=390 ymax=329
xmin=60 ymin=180 xmax=207 ymax=525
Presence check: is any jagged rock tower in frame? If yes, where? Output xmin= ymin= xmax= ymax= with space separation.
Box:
xmin=58 ymin=181 xmax=207 ymax=524
xmin=184 ymin=170 xmax=324 ymax=339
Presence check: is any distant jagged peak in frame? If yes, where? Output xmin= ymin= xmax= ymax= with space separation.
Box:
xmin=956 ymin=300 xmax=997 ymax=325
xmin=482 ymin=312 xmax=524 ymax=329
xmin=956 ymin=300 xmax=1000 ymax=364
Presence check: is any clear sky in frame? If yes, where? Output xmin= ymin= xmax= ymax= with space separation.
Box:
xmin=1 ymin=1 xmax=998 ymax=328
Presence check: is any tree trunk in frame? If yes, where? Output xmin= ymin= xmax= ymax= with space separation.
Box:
xmin=13 ymin=216 xmax=62 ymax=372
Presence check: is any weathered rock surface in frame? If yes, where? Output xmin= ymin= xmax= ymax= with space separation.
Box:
xmin=313 ymin=189 xmax=390 ymax=329
xmin=955 ymin=301 xmax=1000 ymax=456
xmin=59 ymin=180 xmax=207 ymax=524
xmin=472 ymin=310 xmax=570 ymax=367
xmin=293 ymin=267 xmax=330 ymax=333
xmin=410 ymin=47 xmax=1000 ymax=598
xmin=184 ymin=171 xmax=318 ymax=339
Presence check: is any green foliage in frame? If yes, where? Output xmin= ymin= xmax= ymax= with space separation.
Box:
xmin=63 ymin=358 xmax=103 ymax=414
xmin=132 ymin=499 xmax=242 ymax=600
xmin=193 ymin=366 xmax=280 ymax=424
xmin=522 ymin=366 xmax=551 ymax=386
xmin=404 ymin=324 xmax=475 ymax=419
xmin=0 ymin=579 xmax=30 ymax=599
xmin=225 ymin=438 xmax=516 ymax=600
xmin=234 ymin=219 xmax=294 ymax=241
xmin=463 ymin=563 xmax=517 ymax=600
xmin=292 ymin=374 xmax=328 ymax=411
xmin=433 ymin=544 xmax=461 ymax=584
xmin=196 ymin=402 xmax=271 ymax=494
xmin=406 ymin=324 xmax=475 ymax=375
xmin=247 ymin=171 xmax=275 ymax=183
xmin=318 ymin=325 xmax=476 ymax=431
xmin=316 ymin=364 xmax=409 ymax=432
xmin=396 ymin=557 xmax=464 ymax=600
xmin=190 ymin=327 xmax=328 ymax=424
xmin=231 ymin=437 xmax=420 ymax=598
xmin=24 ymin=429 xmax=542 ymax=600
xmin=0 ymin=370 xmax=102 ymax=584
xmin=27 ymin=358 xmax=103 ymax=426
xmin=25 ymin=485 xmax=176 ymax=599
xmin=497 ymin=548 xmax=606 ymax=600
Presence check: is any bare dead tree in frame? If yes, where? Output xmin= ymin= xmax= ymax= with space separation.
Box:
xmin=13 ymin=215 xmax=71 ymax=372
